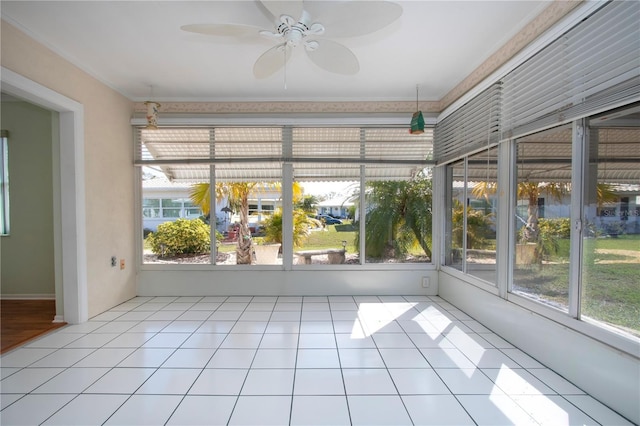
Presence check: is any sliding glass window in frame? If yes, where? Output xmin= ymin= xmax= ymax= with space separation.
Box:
xmin=511 ymin=125 xmax=572 ymax=312
xmin=445 ymin=160 xmax=465 ymax=271
xmin=582 ymin=107 xmax=640 ymax=338
xmin=466 ymin=147 xmax=498 ymax=284
xmin=444 ymin=147 xmax=498 ymax=285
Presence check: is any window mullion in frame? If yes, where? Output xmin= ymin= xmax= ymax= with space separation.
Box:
xmin=282 ymin=127 xmax=293 ymax=270
xmin=359 ymin=128 xmax=366 ymax=265
xmin=497 ymin=140 xmax=513 ymax=299
xmin=209 ymin=129 xmax=216 ymax=264
xmin=568 ymin=119 xmax=587 ymax=318
xmin=462 ymin=158 xmax=468 ymax=273
xmin=359 ymin=165 xmax=366 ymax=265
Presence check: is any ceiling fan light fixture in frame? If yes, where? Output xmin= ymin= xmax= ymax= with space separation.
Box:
xmin=144 ymin=101 xmax=161 ymax=130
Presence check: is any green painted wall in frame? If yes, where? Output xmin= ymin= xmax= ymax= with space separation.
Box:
xmin=1 ymin=100 xmax=55 ymax=296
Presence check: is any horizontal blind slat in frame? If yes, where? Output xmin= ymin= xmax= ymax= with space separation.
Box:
xmin=501 ymin=1 xmax=640 ymax=138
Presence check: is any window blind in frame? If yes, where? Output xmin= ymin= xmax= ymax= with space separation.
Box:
xmin=502 ymin=0 xmax=640 ymax=139
xmin=135 ymin=126 xmax=434 ymax=182
xmin=434 ymin=83 xmax=502 ymax=163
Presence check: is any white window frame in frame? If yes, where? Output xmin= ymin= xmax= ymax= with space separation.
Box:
xmin=0 ymin=131 xmax=9 ymax=235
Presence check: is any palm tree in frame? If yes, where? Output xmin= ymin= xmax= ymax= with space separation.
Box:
xmin=190 ymin=181 xmax=303 ymax=264
xmin=296 ymin=195 xmax=319 ymax=214
xmin=190 ymin=182 xmax=255 ymax=264
xmin=471 ymin=180 xmax=566 ymax=243
xmin=358 ymin=174 xmax=433 ymax=260
xmin=451 ymin=199 xmax=494 ymax=250
xmin=260 ymin=208 xmax=313 ymax=248
xmin=516 ymin=181 xmax=565 ymax=242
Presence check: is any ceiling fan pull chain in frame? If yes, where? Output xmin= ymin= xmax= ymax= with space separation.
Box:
xmin=284 ymin=46 xmax=288 ymax=90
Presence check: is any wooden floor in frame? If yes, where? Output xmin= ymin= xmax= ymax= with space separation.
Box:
xmin=1 ymin=299 xmax=67 ymax=354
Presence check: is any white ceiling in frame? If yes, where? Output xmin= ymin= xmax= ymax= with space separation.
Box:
xmin=1 ymin=1 xmax=550 ymax=103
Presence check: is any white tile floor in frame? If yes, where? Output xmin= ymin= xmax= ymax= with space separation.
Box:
xmin=0 ymin=295 xmax=633 ymax=426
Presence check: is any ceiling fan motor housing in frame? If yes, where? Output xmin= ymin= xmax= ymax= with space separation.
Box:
xmin=276 ymin=11 xmax=324 ymax=47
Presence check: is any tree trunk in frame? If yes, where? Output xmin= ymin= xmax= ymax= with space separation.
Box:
xmin=524 ymin=193 xmax=539 ymax=242
xmin=236 ymin=192 xmax=253 ymax=264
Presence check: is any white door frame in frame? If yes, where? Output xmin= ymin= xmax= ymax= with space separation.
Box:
xmin=1 ymin=67 xmax=88 ymax=324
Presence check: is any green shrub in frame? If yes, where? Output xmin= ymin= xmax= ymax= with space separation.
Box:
xmin=261 ymin=209 xmax=312 ymax=248
xmin=538 ymin=218 xmax=571 ymax=238
xmin=148 ymin=218 xmax=211 ymax=257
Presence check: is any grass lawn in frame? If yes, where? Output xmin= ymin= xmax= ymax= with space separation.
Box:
xmin=515 ymin=234 xmax=640 ymax=336
xmin=301 ymin=225 xmax=357 ymax=251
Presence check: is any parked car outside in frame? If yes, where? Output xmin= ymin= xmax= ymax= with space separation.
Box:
xmin=317 ymin=214 xmax=343 ymax=225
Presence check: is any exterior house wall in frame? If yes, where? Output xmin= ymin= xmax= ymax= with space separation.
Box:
xmin=1 ymin=20 xmax=136 ymax=317
xmin=316 ymin=197 xmax=354 ymax=219
xmin=141 ymin=179 xmax=283 ymax=233
xmin=142 ymin=185 xmax=202 ymax=232
xmin=0 ymin=101 xmax=55 ymax=297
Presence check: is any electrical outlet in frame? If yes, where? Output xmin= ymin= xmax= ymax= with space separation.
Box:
xmin=111 ymin=256 xmax=117 ymax=267
xmin=422 ymin=277 xmax=430 ymax=288
xmin=120 ymin=259 xmax=125 ymax=270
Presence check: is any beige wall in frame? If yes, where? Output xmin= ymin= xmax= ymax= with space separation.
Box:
xmin=0 ymin=101 xmax=55 ymax=296
xmin=1 ymin=20 xmax=136 ymax=316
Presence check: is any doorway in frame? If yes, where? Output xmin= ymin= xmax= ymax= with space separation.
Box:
xmin=1 ymin=67 xmax=87 ymax=325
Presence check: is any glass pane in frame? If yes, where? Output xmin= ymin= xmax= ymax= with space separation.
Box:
xmin=364 ymin=170 xmax=432 ymax=264
xmin=161 ymin=198 xmax=181 ymax=208
xmin=143 ymin=198 xmax=159 ymax=208
xmin=583 ymin=107 xmax=640 ymax=338
xmin=446 ymin=161 xmax=465 ymax=270
xmin=142 ymin=167 xmax=212 ymax=265
xmin=292 ymin=176 xmax=359 ymax=266
xmin=466 ymin=147 xmax=498 ymax=285
xmin=512 ymin=125 xmax=572 ymax=312
xmin=185 ymin=208 xmax=202 ymax=219
xmin=142 ymin=208 xmax=160 ymax=218
xmin=162 ymin=208 xmax=181 ymax=218
xmin=215 ymin=174 xmax=283 ymax=265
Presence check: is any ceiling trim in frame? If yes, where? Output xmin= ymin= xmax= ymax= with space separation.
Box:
xmin=133 ymin=100 xmax=442 ymax=115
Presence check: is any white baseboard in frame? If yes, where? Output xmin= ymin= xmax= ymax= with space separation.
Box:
xmin=52 ymin=315 xmax=65 ymax=323
xmin=0 ymin=294 xmax=56 ymax=300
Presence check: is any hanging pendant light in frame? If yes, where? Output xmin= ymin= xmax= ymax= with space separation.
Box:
xmin=144 ymin=85 xmax=160 ymax=129
xmin=410 ymin=84 xmax=424 ymax=134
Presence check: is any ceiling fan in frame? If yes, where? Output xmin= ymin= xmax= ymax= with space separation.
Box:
xmin=181 ymin=0 xmax=403 ymax=79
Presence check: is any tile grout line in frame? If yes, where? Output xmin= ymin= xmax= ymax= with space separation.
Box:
xmin=21 ymin=297 xmax=170 ymax=425
xmin=99 ymin=295 xmax=208 ymax=426
xmin=287 ymin=296 xmax=304 ymax=426
xmin=160 ymin=295 xmax=230 ymax=425
xmin=329 ymin=295 xmax=354 ymax=426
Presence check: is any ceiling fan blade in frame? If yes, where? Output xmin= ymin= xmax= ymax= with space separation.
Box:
xmin=253 ymin=44 xmax=292 ymax=79
xmin=310 ymin=1 xmax=402 ymax=37
xmin=306 ymin=39 xmax=359 ymax=75
xmin=259 ymin=0 xmax=303 ymax=22
xmin=181 ymin=23 xmax=261 ymax=38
